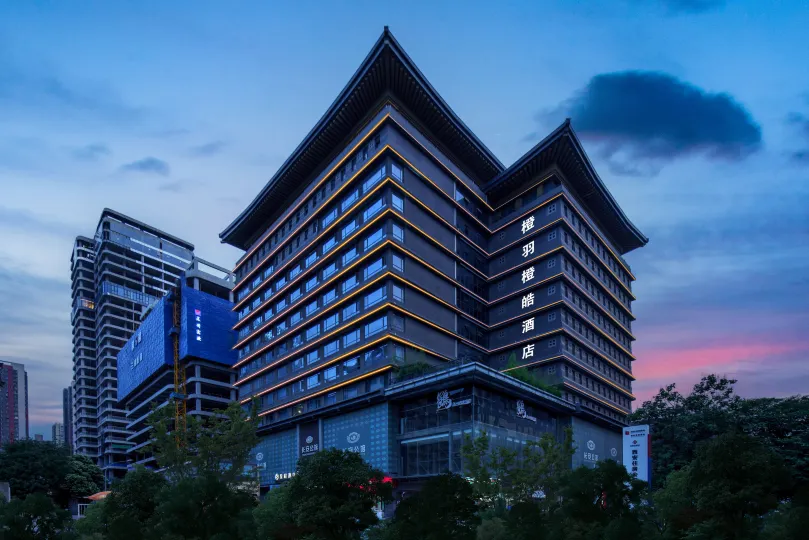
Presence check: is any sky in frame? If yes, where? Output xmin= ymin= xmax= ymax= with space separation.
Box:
xmin=0 ymin=0 xmax=807 ymax=439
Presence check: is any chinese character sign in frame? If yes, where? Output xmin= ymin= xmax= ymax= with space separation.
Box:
xmin=521 ymin=267 xmax=535 ymax=284
xmin=522 ymin=343 xmax=534 ymax=359
xmin=194 ymin=308 xmax=202 ymax=342
xmin=522 ymin=241 xmax=535 ymax=258
xmin=622 ymin=425 xmax=651 ymax=484
xmin=521 ymin=216 xmax=535 ymax=234
xmin=521 ymin=318 xmax=534 ymax=333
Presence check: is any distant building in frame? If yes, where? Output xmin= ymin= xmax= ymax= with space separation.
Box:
xmin=0 ymin=361 xmax=29 ymax=446
xmin=220 ymin=28 xmax=646 ymax=496
xmin=70 ymin=209 xmax=196 ymax=485
xmin=63 ymin=387 xmax=73 ymax=452
xmin=34 ymin=434 xmax=44 ymax=442
xmin=53 ymin=422 xmax=66 ymax=445
xmin=117 ymin=259 xmax=237 ymax=469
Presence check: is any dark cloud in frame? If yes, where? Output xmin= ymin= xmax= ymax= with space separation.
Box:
xmin=71 ymin=143 xmax=110 ymax=161
xmin=786 ymin=110 xmax=809 ymax=163
xmin=541 ymin=71 xmax=762 ymax=175
xmin=189 ymin=140 xmax=226 ymax=157
xmin=159 ymin=180 xmax=184 ymax=193
xmin=660 ymin=0 xmax=724 ymax=14
xmin=120 ymin=157 xmax=170 ymax=176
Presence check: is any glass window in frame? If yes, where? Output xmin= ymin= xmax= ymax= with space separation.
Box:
xmin=364 ymin=228 xmax=384 ymax=250
xmin=275 ymin=298 xmax=287 ymax=312
xmin=342 ymin=275 xmax=358 ymax=293
xmin=306 ymin=350 xmax=319 ymax=365
xmin=363 ymin=198 xmax=385 ymax=221
xmin=289 ymin=288 xmax=301 ymax=302
xmin=391 ymin=163 xmax=403 ymax=181
xmin=365 ymin=316 xmax=387 ymax=337
xmin=324 ymin=340 xmax=339 ymax=357
xmin=305 ymin=325 xmax=320 ymax=341
xmin=342 ymin=357 xmax=360 ymax=375
xmin=344 ymin=385 xmax=358 ymax=399
xmin=392 ymin=192 xmax=404 ymax=212
xmin=343 ymin=329 xmax=360 ymax=348
xmin=342 ymin=302 xmax=358 ymax=320
xmin=307 ymin=374 xmax=320 ymax=389
xmin=391 ymin=314 xmax=405 ymax=332
xmin=364 ymin=286 xmax=386 ymax=309
xmin=363 ymin=167 xmax=384 ymax=193
xmin=323 ymin=262 xmax=337 ymax=279
xmin=305 ymin=276 xmax=318 ymax=292
xmin=393 ymin=223 xmax=404 ymax=242
xmin=322 ymin=208 xmax=337 ymax=228
xmin=322 ymin=236 xmax=337 ymax=254
xmin=263 ymin=265 xmax=275 ymax=279
xmin=289 ymin=264 xmax=302 ymax=279
xmin=325 ymin=392 xmax=337 ymax=405
xmin=324 ymin=313 xmax=339 ymax=331
xmin=323 ymin=288 xmax=337 ymax=305
xmin=393 ymin=284 xmax=404 ymax=303
xmin=341 ymin=220 xmax=357 ymax=239
xmin=364 ymin=258 xmax=384 ymax=279
xmin=393 ymin=254 xmax=404 ymax=272
xmin=324 ymin=366 xmax=337 ymax=381
xmin=342 ymin=247 xmax=358 ymax=265
xmin=293 ymin=357 xmax=304 ymax=370
xmin=276 ymin=321 xmax=287 ymax=334
xmin=275 ymin=276 xmax=286 ymax=290
xmin=342 ymin=190 xmax=359 ymax=211
xmin=290 ymin=311 xmax=302 ymax=326
xmin=305 ymin=251 xmax=317 ymax=267
xmin=292 ymin=334 xmax=303 ymax=348
xmin=306 ymin=301 xmax=318 ymax=317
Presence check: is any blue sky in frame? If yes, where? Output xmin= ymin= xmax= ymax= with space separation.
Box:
xmin=0 ymin=0 xmax=807 ymax=438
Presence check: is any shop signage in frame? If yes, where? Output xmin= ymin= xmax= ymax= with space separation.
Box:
xmin=622 ymin=425 xmax=651 ymax=484
xmin=299 ymin=422 xmax=320 ymax=457
xmin=516 ymin=400 xmax=537 ymax=422
xmin=436 ymin=389 xmax=471 ymax=411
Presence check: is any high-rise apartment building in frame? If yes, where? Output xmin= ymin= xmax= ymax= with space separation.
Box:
xmin=221 ymin=29 xmax=647 ymax=496
xmin=70 ymin=209 xmax=194 ymax=484
xmin=63 ymin=387 xmax=73 ymax=452
xmin=52 ymin=422 xmax=66 ymax=445
xmin=0 ymin=361 xmax=28 ymax=446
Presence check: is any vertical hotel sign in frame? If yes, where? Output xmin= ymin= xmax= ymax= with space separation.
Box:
xmin=623 ymin=425 xmax=651 ymax=484
xmin=194 ymin=309 xmax=202 ymax=341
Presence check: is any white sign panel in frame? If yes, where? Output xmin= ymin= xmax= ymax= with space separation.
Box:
xmin=622 ymin=424 xmax=651 ymax=484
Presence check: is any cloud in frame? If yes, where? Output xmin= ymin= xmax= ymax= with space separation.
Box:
xmin=660 ymin=0 xmax=725 ymax=14
xmin=0 ymin=206 xmax=78 ymax=239
xmin=71 ymin=143 xmax=111 ymax=161
xmin=541 ymin=71 xmax=762 ymax=175
xmin=159 ymin=180 xmax=184 ymax=193
xmin=120 ymin=156 xmax=170 ymax=176
xmin=189 ymin=140 xmax=226 ymax=157
xmin=786 ymin=110 xmax=809 ymax=163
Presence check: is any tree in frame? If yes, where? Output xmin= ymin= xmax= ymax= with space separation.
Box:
xmin=654 ymin=431 xmax=793 ymax=540
xmin=0 ymin=440 xmax=71 ymax=506
xmin=386 ymin=473 xmax=479 ymax=540
xmin=546 ymin=460 xmax=649 ymax=540
xmin=0 ymin=492 xmax=75 ymax=540
xmin=62 ymin=455 xmax=103 ymax=500
xmin=253 ymin=448 xmax=392 ymax=539
xmin=147 ymin=399 xmax=259 ymax=487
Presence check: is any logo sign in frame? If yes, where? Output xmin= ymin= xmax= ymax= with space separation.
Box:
xmin=436 ymin=389 xmax=471 ymax=411
xmin=255 ymin=452 xmax=264 ymax=462
xmin=299 ymin=422 xmax=320 ymax=457
xmin=274 ymin=472 xmax=296 ymax=482
xmin=347 ymin=432 xmax=361 ymax=444
xmin=610 ymin=448 xmax=618 ymax=458
xmin=516 ymin=400 xmax=537 ymax=422
xmin=623 ymin=425 xmax=651 ymax=484
xmin=587 ymin=440 xmax=596 ymax=451
xmin=583 ymin=439 xmax=599 ymax=462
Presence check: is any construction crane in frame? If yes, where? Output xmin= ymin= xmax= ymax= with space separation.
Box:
xmin=168 ymin=286 xmax=187 ymax=447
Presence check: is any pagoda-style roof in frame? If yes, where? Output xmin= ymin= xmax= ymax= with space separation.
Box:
xmin=220 ymin=27 xmax=503 ymax=250
xmin=484 ymin=120 xmax=648 ymax=253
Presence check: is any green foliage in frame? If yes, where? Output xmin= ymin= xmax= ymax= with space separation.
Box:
xmin=631 ymin=374 xmax=809 ymax=488
xmin=385 ymin=473 xmax=479 ymax=540
xmin=0 ymin=492 xmax=76 ymax=540
xmin=476 ymin=517 xmax=507 ymax=540
xmin=503 ymin=358 xmax=562 ymax=397
xmin=0 ymin=440 xmax=71 ymax=506
xmin=253 ymin=448 xmax=392 ymax=539
xmin=394 ymin=361 xmax=436 ymax=380
xmin=653 ymin=431 xmax=793 ymax=540
xmin=62 ymin=455 xmax=104 ymax=499
xmin=147 ymin=399 xmax=259 ymax=486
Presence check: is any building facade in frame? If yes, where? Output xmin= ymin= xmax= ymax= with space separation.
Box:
xmin=70 ymin=209 xmax=195 ymax=485
xmin=63 ymin=387 xmax=73 ymax=452
xmin=220 ymin=29 xmax=647 ymax=493
xmin=117 ymin=259 xmax=237 ymax=469
xmin=52 ymin=422 xmax=66 ymax=445
xmin=0 ymin=361 xmax=28 ymax=446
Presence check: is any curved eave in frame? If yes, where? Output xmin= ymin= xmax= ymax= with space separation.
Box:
xmin=484 ymin=120 xmax=648 ymax=255
xmin=220 ymin=28 xmax=503 ymax=250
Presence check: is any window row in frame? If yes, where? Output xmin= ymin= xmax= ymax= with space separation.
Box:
xmin=562 ymin=202 xmax=632 ymax=287
xmin=561 ymin=309 xmax=631 ymax=370
xmin=561 ymin=336 xmax=631 ymax=389
xmin=560 ymin=284 xmax=632 ymax=350
xmin=563 ymin=365 xmax=630 ymax=409
xmin=236 ymin=133 xmax=385 ymax=283
xmin=563 ymin=230 xmax=631 ymax=307
xmin=563 ymin=391 xmax=628 ymax=423
xmin=563 ymin=258 xmax=632 ymax=328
